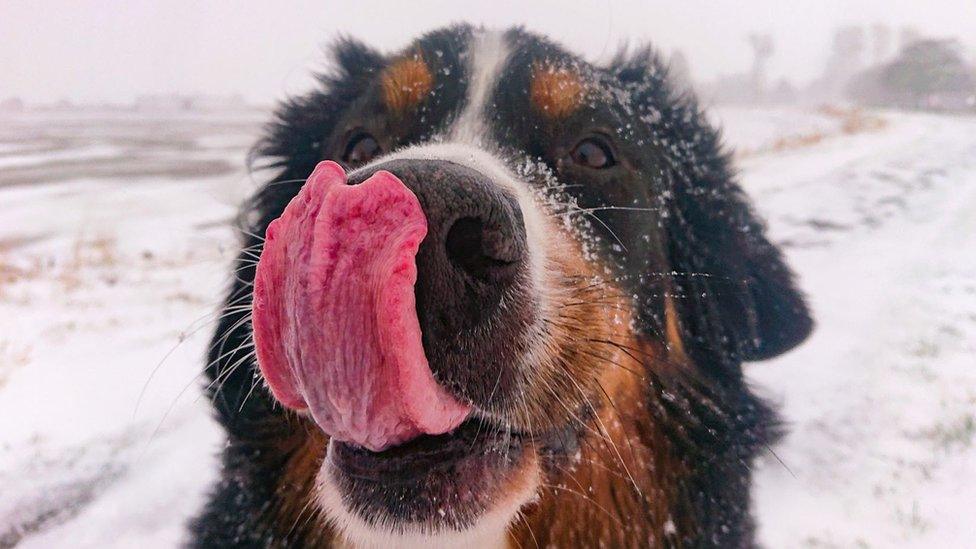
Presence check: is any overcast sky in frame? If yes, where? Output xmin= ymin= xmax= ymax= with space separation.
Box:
xmin=3 ymin=0 xmax=974 ymax=104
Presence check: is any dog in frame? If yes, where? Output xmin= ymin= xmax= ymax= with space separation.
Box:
xmin=190 ymin=25 xmax=812 ymax=548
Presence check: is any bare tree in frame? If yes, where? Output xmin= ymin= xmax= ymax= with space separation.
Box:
xmin=748 ymin=33 xmax=774 ymax=100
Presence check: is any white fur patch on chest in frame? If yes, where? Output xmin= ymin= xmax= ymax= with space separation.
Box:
xmin=318 ymin=453 xmax=541 ymax=549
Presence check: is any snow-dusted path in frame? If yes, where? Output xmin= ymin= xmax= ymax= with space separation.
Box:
xmin=743 ymin=112 xmax=976 ymax=548
xmin=1 ymin=108 xmax=973 ymax=547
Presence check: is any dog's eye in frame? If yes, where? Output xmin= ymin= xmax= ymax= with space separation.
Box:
xmin=342 ymin=133 xmax=382 ymax=165
xmin=570 ymin=137 xmax=616 ymax=169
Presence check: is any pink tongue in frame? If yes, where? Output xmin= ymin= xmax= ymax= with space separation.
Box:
xmin=252 ymin=161 xmax=471 ymax=451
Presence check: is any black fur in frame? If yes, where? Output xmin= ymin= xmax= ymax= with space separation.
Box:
xmin=608 ymin=47 xmax=811 ymax=545
xmin=190 ymin=25 xmax=812 ymax=547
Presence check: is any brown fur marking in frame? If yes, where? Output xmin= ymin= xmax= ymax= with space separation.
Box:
xmin=530 ymin=63 xmax=587 ymax=118
xmin=381 ymin=55 xmax=433 ymax=114
xmin=664 ymin=295 xmax=689 ymax=363
xmin=503 ymin=227 xmax=687 ymax=547
xmin=272 ymin=422 xmax=334 ymax=546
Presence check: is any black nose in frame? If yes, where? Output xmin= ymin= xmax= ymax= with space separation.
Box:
xmin=349 ymin=158 xmax=527 ymax=304
xmin=347 ymin=159 xmax=533 ymax=402
xmin=445 ymin=215 xmax=521 ymax=283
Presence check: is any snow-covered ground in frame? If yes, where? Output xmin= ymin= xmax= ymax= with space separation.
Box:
xmin=742 ymin=110 xmax=976 ymax=547
xmin=0 ymin=110 xmax=262 ymax=547
xmin=1 ymin=106 xmax=973 ymax=547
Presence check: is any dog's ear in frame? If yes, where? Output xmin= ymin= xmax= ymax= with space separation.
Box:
xmin=663 ymin=167 xmax=813 ymax=365
xmin=611 ymin=49 xmax=813 ymax=369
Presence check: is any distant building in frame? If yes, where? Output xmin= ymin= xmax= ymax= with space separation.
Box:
xmin=816 ymin=26 xmax=868 ymax=102
xmin=135 ymin=94 xmax=193 ymax=111
xmin=699 ymin=73 xmax=755 ymax=104
xmin=134 ymin=93 xmax=249 ymax=112
xmin=0 ymin=97 xmax=25 ymax=112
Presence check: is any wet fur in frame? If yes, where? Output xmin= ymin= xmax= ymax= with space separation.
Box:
xmin=190 ymin=25 xmax=811 ymax=548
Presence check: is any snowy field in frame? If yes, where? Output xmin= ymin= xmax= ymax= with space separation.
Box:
xmin=1 ymin=105 xmax=974 ymax=547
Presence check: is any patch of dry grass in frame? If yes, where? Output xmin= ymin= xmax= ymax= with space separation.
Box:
xmin=59 ymin=235 xmax=118 ymax=291
xmin=737 ymin=105 xmax=889 ymax=158
xmin=0 ymin=237 xmax=47 ymax=299
xmin=817 ymin=105 xmax=888 ymax=135
xmin=0 ymin=339 xmax=32 ymax=388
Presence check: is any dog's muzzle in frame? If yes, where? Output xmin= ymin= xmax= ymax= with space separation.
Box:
xmin=252 ymin=158 xmax=532 ymax=451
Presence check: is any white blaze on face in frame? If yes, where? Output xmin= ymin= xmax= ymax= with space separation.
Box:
xmin=449 ymin=29 xmax=510 ymax=146
xmin=322 ymin=31 xmax=551 ymax=546
xmin=350 ymin=29 xmax=553 ymax=345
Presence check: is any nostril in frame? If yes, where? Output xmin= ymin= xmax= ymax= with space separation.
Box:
xmin=445 ymin=217 xmax=520 ymax=283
